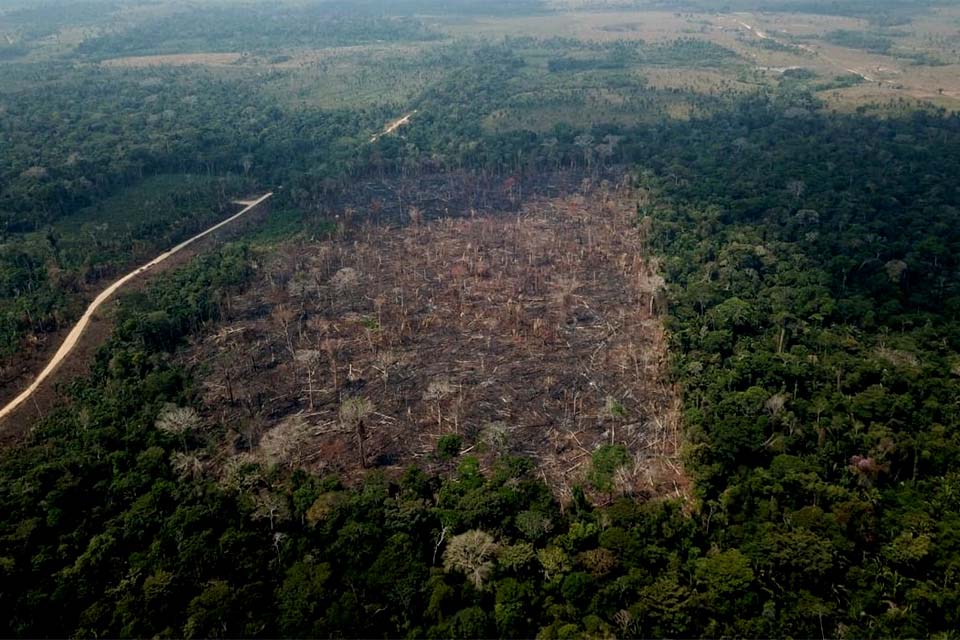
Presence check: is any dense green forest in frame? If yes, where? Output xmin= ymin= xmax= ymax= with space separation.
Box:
xmin=3 ymin=96 xmax=960 ymax=637
xmin=0 ymin=57 xmax=392 ymax=356
xmin=2 ymin=0 xmax=960 ymax=637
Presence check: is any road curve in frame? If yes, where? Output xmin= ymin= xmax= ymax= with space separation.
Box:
xmin=0 ymin=191 xmax=273 ymax=422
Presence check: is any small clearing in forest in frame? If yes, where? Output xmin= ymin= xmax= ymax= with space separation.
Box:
xmin=101 ymin=53 xmax=245 ymax=67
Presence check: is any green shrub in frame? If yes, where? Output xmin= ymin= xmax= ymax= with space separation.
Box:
xmin=436 ymin=434 xmax=464 ymax=460
xmin=588 ymin=445 xmax=630 ymax=492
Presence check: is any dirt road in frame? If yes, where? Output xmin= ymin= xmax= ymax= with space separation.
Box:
xmin=0 ymin=192 xmax=273 ymax=423
xmin=736 ymin=19 xmax=770 ymax=40
xmin=370 ymin=111 xmax=416 ymax=143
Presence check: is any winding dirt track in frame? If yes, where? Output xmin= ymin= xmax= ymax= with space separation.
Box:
xmin=0 ymin=192 xmax=273 ymax=423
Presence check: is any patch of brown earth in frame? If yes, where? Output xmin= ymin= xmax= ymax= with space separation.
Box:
xmin=187 ymin=181 xmax=686 ymax=501
xmin=101 ymin=53 xmax=245 ymax=68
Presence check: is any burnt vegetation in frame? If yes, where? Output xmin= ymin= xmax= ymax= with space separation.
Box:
xmin=189 ymin=177 xmax=681 ymax=500
xmin=2 ymin=0 xmax=960 ymax=638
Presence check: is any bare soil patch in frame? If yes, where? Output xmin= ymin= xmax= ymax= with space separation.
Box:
xmin=101 ymin=53 xmax=244 ymax=68
xmin=187 ymin=180 xmax=685 ymax=500
xmin=436 ymin=10 xmax=702 ymax=43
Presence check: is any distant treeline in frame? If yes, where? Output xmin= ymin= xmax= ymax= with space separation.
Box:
xmin=77 ymin=10 xmax=440 ymax=58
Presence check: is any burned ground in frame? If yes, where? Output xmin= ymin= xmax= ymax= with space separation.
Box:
xmin=184 ymin=177 xmax=683 ymax=500
xmin=292 ymin=169 xmax=613 ymax=228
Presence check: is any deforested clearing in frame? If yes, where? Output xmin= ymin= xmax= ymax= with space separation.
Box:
xmin=185 ymin=180 xmax=685 ymax=501
xmin=101 ymin=53 xmax=245 ymax=67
